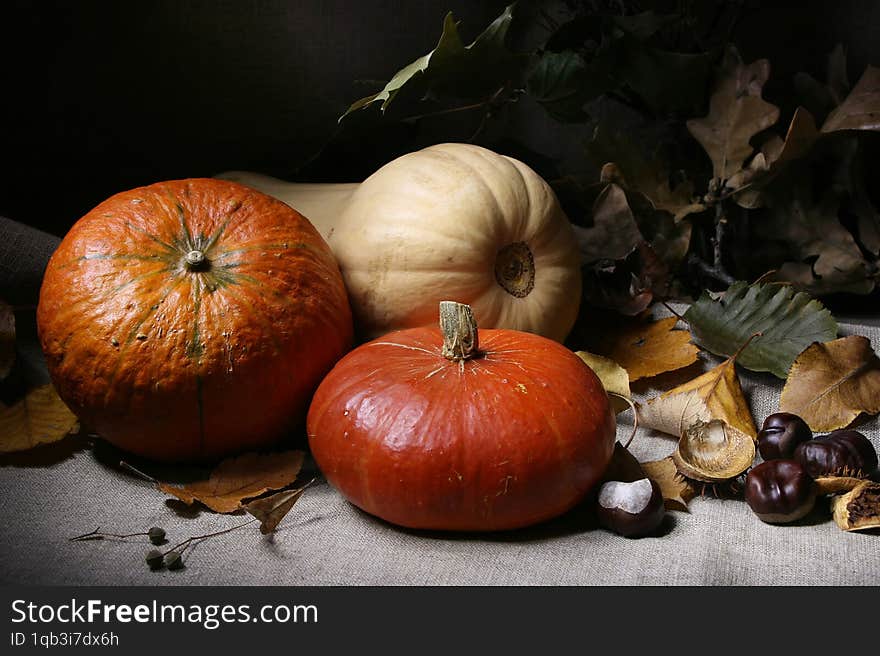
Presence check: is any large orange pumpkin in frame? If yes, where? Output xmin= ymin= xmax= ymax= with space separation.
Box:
xmin=37 ymin=178 xmax=352 ymax=461
xmin=307 ymin=302 xmax=616 ymax=531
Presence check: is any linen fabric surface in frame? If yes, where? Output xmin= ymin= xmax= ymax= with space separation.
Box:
xmin=1 ymin=217 xmax=878 ymax=586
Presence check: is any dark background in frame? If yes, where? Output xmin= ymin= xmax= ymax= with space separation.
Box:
xmin=2 ymin=0 xmax=879 ymax=237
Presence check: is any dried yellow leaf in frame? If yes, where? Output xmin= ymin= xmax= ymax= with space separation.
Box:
xmin=575 ymin=351 xmax=631 ymax=413
xmin=638 ymin=355 xmax=757 ymax=439
xmin=0 ymin=384 xmax=78 ymax=453
xmin=780 ymin=335 xmax=880 ymax=431
xmin=588 ymin=315 xmax=699 ymax=382
xmin=641 ymin=456 xmax=696 ymax=511
xmin=159 ymin=451 xmax=305 ymax=513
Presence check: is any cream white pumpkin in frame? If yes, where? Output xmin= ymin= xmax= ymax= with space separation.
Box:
xmin=219 ymin=143 xmax=581 ymax=342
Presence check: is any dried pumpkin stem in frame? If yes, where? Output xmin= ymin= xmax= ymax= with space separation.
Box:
xmin=439 ymin=301 xmax=480 ymax=361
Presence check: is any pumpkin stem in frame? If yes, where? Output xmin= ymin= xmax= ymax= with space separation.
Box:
xmin=184 ymin=249 xmax=208 ymax=271
xmin=439 ymin=301 xmax=480 ymax=361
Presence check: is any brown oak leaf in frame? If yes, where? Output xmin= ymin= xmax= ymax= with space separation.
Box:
xmin=779 ymin=335 xmax=880 ymax=431
xmin=822 ymin=66 xmax=880 ymax=132
xmin=159 ymin=451 xmax=305 ymax=513
xmin=686 ymin=46 xmax=780 ymax=182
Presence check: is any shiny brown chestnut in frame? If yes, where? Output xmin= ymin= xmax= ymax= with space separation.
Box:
xmin=597 ymin=478 xmax=665 ymax=538
xmin=757 ymin=413 xmax=812 ymax=460
xmin=745 ymin=460 xmax=817 ymax=524
xmin=794 ymin=430 xmax=878 ymax=480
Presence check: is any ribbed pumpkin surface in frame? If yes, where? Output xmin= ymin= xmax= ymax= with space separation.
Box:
xmin=37 ymin=178 xmax=352 ymax=461
xmin=307 ymin=327 xmax=616 ymax=531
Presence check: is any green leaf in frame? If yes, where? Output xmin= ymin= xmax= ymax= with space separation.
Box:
xmin=683 ymin=281 xmax=839 ymax=379
xmin=339 ymin=4 xmax=521 ymax=121
xmin=527 ymin=50 xmax=608 ymax=122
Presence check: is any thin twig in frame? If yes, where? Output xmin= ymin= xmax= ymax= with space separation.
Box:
xmin=118 ymin=460 xmax=157 ymax=484
xmin=689 ymin=253 xmax=735 ymax=286
xmin=164 ymin=518 xmax=258 ymax=557
xmin=69 ymin=527 xmax=149 ymax=542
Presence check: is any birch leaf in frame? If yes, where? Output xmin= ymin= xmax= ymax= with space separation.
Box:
xmin=159 ymin=451 xmax=305 ymax=513
xmin=683 ymin=281 xmax=838 ymax=379
xmin=779 ymin=335 xmax=880 ymax=431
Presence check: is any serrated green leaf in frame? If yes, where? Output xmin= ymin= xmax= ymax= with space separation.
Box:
xmin=683 ymin=281 xmax=839 ymax=379
xmin=339 ymin=4 xmax=521 ymax=121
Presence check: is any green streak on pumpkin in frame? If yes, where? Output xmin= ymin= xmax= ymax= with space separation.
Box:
xmin=110 ymin=266 xmax=172 ymax=294
xmin=186 ymin=276 xmax=205 ymax=361
xmin=217 ymin=284 xmax=282 ymax=356
xmin=211 ymin=242 xmax=310 ymax=261
xmin=201 ymin=204 xmax=244 ymax=256
xmin=122 ymin=221 xmax=178 ymax=255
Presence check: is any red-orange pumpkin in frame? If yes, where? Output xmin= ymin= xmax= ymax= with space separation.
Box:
xmin=307 ymin=302 xmax=615 ymax=531
xmin=37 ymin=178 xmax=352 ymax=462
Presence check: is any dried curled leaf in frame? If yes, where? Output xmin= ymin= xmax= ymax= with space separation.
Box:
xmin=641 ymin=457 xmax=696 ymax=511
xmin=587 ymin=315 xmax=699 ymax=382
xmin=159 ymin=451 xmax=305 ymax=513
xmin=672 ymin=419 xmax=755 ymax=483
xmin=575 ymin=351 xmax=630 ymax=414
xmin=683 ymin=281 xmax=838 ymax=379
xmin=822 ymin=66 xmax=880 ymax=132
xmin=0 ymin=299 xmax=14 ymax=381
xmin=0 ymin=384 xmax=78 ymax=453
xmin=686 ymin=46 xmax=780 ymax=181
xmin=637 ymin=354 xmax=757 ymax=439
xmin=832 ymin=481 xmax=880 ymax=531
xmin=244 ymin=486 xmax=308 ymax=534
xmin=780 ymin=335 xmax=880 ymax=431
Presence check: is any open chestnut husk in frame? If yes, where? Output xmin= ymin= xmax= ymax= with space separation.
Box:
xmin=794 ymin=430 xmax=878 ymax=480
xmin=597 ymin=478 xmax=665 ymax=538
xmin=745 ymin=460 xmax=817 ymax=524
xmin=832 ymin=481 xmax=880 ymax=532
xmin=757 ymin=413 xmax=812 ymax=460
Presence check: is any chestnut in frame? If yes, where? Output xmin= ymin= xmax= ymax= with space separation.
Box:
xmin=794 ymin=430 xmax=878 ymax=480
xmin=597 ymin=478 xmax=665 ymax=538
xmin=757 ymin=412 xmax=812 ymax=460
xmin=745 ymin=460 xmax=817 ymax=524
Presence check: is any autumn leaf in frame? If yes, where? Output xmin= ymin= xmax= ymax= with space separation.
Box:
xmin=577 ymin=184 xmax=643 ymax=262
xmin=728 ymin=107 xmax=819 ymax=209
xmin=340 ymin=5 xmax=521 ymax=120
xmin=641 ymin=457 xmax=696 ymax=511
xmin=683 ymin=281 xmax=838 ymax=379
xmin=822 ymin=66 xmax=880 ymax=132
xmin=637 ymin=352 xmax=756 ymax=439
xmin=686 ymin=46 xmax=780 ymax=182
xmin=0 ymin=299 xmax=14 ymax=381
xmin=779 ymin=335 xmax=880 ymax=431
xmin=584 ymin=314 xmax=699 ymax=382
xmin=244 ymin=483 xmax=310 ymax=534
xmin=575 ymin=351 xmax=630 ymax=413
xmin=0 ymin=384 xmax=79 ymax=453
xmin=159 ymin=451 xmax=305 ymax=513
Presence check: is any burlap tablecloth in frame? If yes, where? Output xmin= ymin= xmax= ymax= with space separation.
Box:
xmin=1 ymin=216 xmax=878 ymax=586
